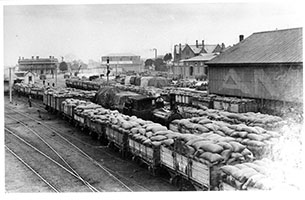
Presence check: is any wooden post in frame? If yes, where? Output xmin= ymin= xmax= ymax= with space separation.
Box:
xmin=9 ymin=67 xmax=12 ymax=103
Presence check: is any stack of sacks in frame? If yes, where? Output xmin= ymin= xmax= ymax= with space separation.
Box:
xmin=106 ymin=114 xmax=181 ymax=147
xmin=170 ymin=117 xmax=281 ymax=157
xmin=220 ymin=158 xmax=300 ymax=190
xmin=114 ymin=84 xmax=163 ymax=97
xmin=178 ymin=106 xmax=285 ymax=130
xmin=74 ymin=103 xmax=103 ymax=118
xmin=174 ymin=133 xmax=254 ymax=166
xmin=46 ymin=87 xmax=96 ymax=100
xmin=62 ymin=98 xmax=87 ymax=117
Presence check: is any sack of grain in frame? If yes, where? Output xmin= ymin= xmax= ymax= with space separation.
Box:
xmin=130 ymin=127 xmax=139 ymax=135
xmin=151 ymin=141 xmax=162 ymax=147
xmin=153 ymin=130 xmax=171 ymax=136
xmin=194 ymin=141 xmax=224 ymax=153
xmin=247 ymin=133 xmax=265 ymax=141
xmin=228 ymin=141 xmax=246 ymax=152
xmin=161 ymin=139 xmax=174 ymax=146
xmin=138 ymin=128 xmax=146 ymax=135
xmin=145 ymin=124 xmax=167 ymax=133
xmin=150 ymin=135 xmax=167 ymax=141
xmin=217 ymin=142 xmax=233 ymax=150
xmin=245 ymin=140 xmax=266 ymax=147
xmin=145 ymin=131 xmax=153 ymax=138
xmin=199 ymin=152 xmax=224 ymax=163
xmin=143 ymin=138 xmax=152 ymax=145
xmin=221 ymin=149 xmax=232 ymax=161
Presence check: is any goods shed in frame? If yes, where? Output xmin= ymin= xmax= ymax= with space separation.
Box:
xmin=207 ymin=28 xmax=303 ymax=114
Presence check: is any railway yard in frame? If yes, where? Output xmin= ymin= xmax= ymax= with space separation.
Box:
xmin=4 ymin=78 xmax=303 ymax=192
xmin=4 ymin=95 xmax=180 ymax=192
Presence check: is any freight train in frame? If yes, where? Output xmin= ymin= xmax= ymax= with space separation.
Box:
xmin=12 ymin=83 xmax=299 ymax=191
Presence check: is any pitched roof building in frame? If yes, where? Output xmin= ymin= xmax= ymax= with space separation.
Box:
xmin=207 ymin=27 xmax=303 ymax=113
xmin=173 ymin=40 xmax=225 ymax=62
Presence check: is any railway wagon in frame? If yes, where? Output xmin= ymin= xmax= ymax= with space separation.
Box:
xmin=88 ymin=118 xmax=106 ymax=140
xmin=105 ymin=125 xmax=129 ymax=157
xmin=160 ymin=145 xmax=221 ymax=190
xmin=128 ymin=137 xmax=160 ymax=175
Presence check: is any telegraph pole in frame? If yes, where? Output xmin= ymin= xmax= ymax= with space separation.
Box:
xmin=9 ymin=67 xmax=12 ymax=103
xmin=106 ymin=57 xmax=110 ymax=84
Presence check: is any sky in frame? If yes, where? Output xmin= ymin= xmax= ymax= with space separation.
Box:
xmin=2 ymin=1 xmax=304 ymax=67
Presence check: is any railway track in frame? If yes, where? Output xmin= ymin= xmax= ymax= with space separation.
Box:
xmin=5 ymin=103 xmax=151 ymax=192
xmin=5 ymin=128 xmax=98 ymax=192
xmin=5 ymin=96 xmax=178 ymax=191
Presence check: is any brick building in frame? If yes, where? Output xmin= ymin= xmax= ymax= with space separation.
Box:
xmin=18 ymin=56 xmax=58 ymax=75
xmin=172 ymin=40 xmax=225 ymax=79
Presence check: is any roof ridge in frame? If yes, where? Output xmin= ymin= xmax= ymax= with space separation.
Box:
xmin=253 ymin=27 xmax=302 ymax=35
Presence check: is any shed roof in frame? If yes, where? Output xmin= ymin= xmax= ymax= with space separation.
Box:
xmin=207 ymin=27 xmax=303 ymax=64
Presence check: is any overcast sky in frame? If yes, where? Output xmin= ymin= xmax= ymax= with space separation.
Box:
xmin=3 ymin=1 xmax=304 ymax=66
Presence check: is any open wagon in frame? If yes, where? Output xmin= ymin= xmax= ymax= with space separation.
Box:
xmin=128 ymin=137 xmax=160 ymax=175
xmin=105 ymin=125 xmax=129 ymax=157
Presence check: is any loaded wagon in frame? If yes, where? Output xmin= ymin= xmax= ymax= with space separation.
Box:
xmin=160 ymin=145 xmax=220 ymax=190
xmin=128 ymin=137 xmax=160 ymax=175
xmin=105 ymin=125 xmax=129 ymax=157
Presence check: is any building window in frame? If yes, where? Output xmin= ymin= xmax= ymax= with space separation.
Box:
xmin=28 ymin=76 xmax=32 ymax=82
xmin=190 ymin=66 xmax=194 ymax=76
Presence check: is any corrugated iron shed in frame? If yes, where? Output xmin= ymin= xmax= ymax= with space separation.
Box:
xmin=207 ymin=27 xmax=303 ymax=64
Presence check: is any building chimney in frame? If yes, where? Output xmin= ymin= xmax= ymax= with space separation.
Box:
xmin=239 ymin=35 xmax=244 ymax=42
xmin=32 ymin=56 xmax=34 ymax=59
xmin=49 ymin=56 xmax=52 ymax=59
xmin=202 ymin=40 xmax=205 ymax=49
xmin=19 ymin=56 xmax=21 ymax=60
xmin=196 ymin=40 xmax=198 ymax=48
xmin=22 ymin=57 xmax=24 ymax=60
xmin=36 ymin=56 xmax=39 ymax=59
xmin=179 ymin=43 xmax=182 ymax=55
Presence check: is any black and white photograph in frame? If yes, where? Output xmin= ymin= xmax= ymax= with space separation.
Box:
xmin=1 ymin=0 xmax=304 ymax=196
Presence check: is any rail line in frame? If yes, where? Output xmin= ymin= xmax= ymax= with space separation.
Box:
xmin=5 ymin=128 xmax=101 ymax=192
xmin=5 ymin=106 xmax=138 ymax=192
xmin=4 ymin=117 xmax=100 ymax=193
xmin=5 ymin=145 xmax=60 ymax=193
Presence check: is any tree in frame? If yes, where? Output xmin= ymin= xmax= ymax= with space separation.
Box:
xmin=154 ymin=58 xmax=167 ymax=71
xmin=59 ymin=62 xmax=68 ymax=72
xmin=163 ymin=53 xmax=172 ymax=62
xmin=145 ymin=59 xmax=154 ymax=67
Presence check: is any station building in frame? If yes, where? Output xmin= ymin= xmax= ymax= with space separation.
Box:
xmin=17 ymin=56 xmax=59 ymax=75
